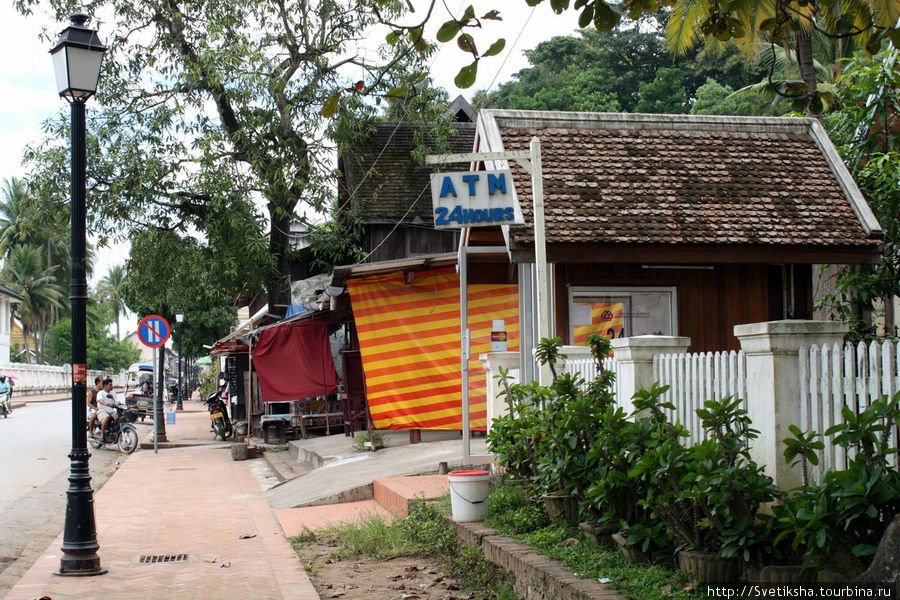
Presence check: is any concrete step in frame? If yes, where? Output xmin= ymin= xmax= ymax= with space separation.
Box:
xmin=275 ymin=499 xmax=393 ymax=538
xmin=263 ymin=448 xmax=313 ymax=482
xmin=273 ymin=474 xmax=450 ymax=538
xmin=373 ymin=475 xmax=449 ymax=517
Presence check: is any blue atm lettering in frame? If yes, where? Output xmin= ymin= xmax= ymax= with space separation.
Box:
xmin=439 ymin=177 xmax=458 ymax=198
xmin=488 ymin=173 xmax=506 ymax=195
xmin=434 ymin=206 xmax=515 ymax=225
xmin=438 ymin=172 xmax=508 ymax=198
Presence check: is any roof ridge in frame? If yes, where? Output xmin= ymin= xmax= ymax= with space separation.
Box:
xmin=481 ymin=109 xmax=815 ymax=135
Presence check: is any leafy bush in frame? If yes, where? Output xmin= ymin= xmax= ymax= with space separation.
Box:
xmin=487 ymin=334 xmax=617 ymax=511
xmin=774 ymin=393 xmax=900 ymax=573
xmin=629 ymin=388 xmax=781 ymax=559
xmin=485 ymin=486 xmax=702 ymax=600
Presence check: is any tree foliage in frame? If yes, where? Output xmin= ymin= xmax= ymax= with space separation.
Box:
xmin=97 ymin=264 xmax=126 ymax=340
xmin=17 ymin=0 xmax=431 ymax=314
xmin=401 ymin=0 xmax=898 ymax=115
xmin=691 ymin=78 xmax=781 ymax=115
xmin=2 ymin=244 xmax=65 ymax=362
xmin=475 ymin=19 xmax=772 ymax=115
xmin=635 ymin=66 xmax=689 ymax=113
xmin=818 ymin=52 xmax=900 ymax=334
xmin=120 ymin=229 xmax=238 ymax=357
xmin=50 ymin=316 xmax=140 ymax=372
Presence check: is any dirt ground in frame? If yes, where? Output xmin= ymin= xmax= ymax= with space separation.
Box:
xmin=301 ymin=539 xmax=482 ymax=600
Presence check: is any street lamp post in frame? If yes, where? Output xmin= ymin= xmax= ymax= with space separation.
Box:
xmin=50 ymin=13 xmax=107 ymax=577
xmin=175 ymin=308 xmax=184 ymax=410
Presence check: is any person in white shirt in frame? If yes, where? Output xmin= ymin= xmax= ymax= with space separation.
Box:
xmin=95 ymin=378 xmax=117 ymax=440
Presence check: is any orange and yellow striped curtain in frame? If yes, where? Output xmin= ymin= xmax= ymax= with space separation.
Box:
xmin=348 ymin=268 xmax=519 ymax=430
xmin=572 ymin=302 xmax=625 ymax=345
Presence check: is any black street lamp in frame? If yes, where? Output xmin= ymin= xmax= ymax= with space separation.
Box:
xmin=50 ymin=13 xmax=107 ymax=577
xmin=175 ymin=308 xmax=184 ymax=410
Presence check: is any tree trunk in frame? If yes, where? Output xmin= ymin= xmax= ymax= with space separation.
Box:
xmin=794 ymin=28 xmax=820 ymax=119
xmin=21 ymin=324 xmax=31 ymax=364
xmin=267 ymin=201 xmax=293 ymax=316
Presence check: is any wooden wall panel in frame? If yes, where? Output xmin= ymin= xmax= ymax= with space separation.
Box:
xmin=557 ymin=263 xmax=780 ymax=352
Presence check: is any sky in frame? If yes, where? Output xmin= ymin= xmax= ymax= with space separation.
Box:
xmin=0 ymin=1 xmax=583 ymax=336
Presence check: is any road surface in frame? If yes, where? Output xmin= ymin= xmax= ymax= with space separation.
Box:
xmin=0 ymin=399 xmax=137 ymax=596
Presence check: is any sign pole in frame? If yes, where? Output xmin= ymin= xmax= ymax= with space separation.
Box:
xmin=153 ymin=350 xmax=158 ymax=454
xmin=530 ymin=137 xmax=553 ymax=386
xmin=137 ymin=314 xmax=172 ymax=452
xmin=426 ymin=149 xmax=541 ymax=465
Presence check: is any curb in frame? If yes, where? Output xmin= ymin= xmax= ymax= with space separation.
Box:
xmin=447 ymin=517 xmax=627 ymax=600
xmin=138 ymin=440 xmax=226 ymax=450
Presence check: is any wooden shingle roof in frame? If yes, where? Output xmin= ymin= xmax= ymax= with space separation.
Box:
xmin=341 ymin=122 xmax=476 ymax=223
xmin=475 ymin=110 xmax=882 ymax=264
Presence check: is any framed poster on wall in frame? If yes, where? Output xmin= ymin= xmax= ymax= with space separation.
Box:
xmin=568 ymin=286 xmax=677 ymax=345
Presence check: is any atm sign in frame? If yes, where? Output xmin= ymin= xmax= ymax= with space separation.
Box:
xmin=430 ymin=169 xmax=523 ymax=229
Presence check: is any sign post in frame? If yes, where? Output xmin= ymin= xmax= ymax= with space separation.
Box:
xmin=426 ymin=143 xmax=546 ymax=465
xmin=137 ymin=315 xmax=171 ymax=453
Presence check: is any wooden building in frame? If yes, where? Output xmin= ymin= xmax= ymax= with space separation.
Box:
xmin=337 ymin=120 xmax=476 ymax=263
xmin=466 ymin=110 xmax=883 ymax=354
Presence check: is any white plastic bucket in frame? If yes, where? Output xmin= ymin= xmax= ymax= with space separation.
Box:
xmin=448 ymin=470 xmax=491 ymax=522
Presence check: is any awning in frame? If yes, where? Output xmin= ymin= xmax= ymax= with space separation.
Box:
xmin=208 ymin=340 xmax=249 ymax=356
xmin=347 ymin=267 xmax=519 ymax=430
xmin=252 ymin=320 xmax=338 ymax=402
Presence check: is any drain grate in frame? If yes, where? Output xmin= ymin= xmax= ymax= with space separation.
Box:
xmin=138 ymin=554 xmax=190 ymax=564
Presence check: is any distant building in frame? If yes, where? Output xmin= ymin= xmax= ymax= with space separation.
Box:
xmin=123 ymin=330 xmax=176 ymax=373
xmin=0 ymin=284 xmax=24 ymax=363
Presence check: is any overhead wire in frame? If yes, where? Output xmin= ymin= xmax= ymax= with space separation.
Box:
xmin=350 ymin=2 xmax=538 ymax=264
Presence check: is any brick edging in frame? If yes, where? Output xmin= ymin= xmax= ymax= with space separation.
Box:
xmin=447 ymin=517 xmax=627 ymax=600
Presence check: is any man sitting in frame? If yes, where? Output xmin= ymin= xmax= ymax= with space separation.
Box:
xmin=86 ymin=376 xmax=102 ymax=433
xmin=95 ymin=378 xmax=117 ymax=440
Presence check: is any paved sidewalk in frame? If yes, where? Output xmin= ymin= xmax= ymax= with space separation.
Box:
xmin=3 ymin=403 xmax=318 ymax=600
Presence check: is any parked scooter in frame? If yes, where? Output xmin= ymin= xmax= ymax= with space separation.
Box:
xmin=89 ymin=400 xmax=140 ymax=454
xmin=204 ymin=384 xmax=233 ymax=441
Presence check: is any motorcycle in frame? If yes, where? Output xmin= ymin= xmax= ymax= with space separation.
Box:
xmin=89 ymin=401 xmax=140 ymax=454
xmin=204 ymin=384 xmax=233 ymax=441
xmin=0 ymin=391 xmax=9 ymax=418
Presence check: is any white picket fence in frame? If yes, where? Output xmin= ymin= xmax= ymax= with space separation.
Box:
xmin=799 ymin=341 xmax=900 ymax=479
xmin=561 ymin=345 xmax=617 ymax=385
xmin=563 ymin=340 xmax=900 ymax=478
xmin=652 ymin=351 xmax=748 ymax=445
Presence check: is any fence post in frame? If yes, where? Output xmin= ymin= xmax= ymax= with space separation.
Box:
xmin=734 ymin=320 xmax=849 ymax=490
xmin=479 ymin=351 xmax=521 ymax=432
xmin=611 ymin=336 xmax=691 ymax=414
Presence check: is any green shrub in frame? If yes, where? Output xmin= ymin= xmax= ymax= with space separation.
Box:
xmin=774 ymin=392 xmax=900 ymax=574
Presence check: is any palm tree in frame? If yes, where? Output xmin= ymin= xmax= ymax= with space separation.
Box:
xmin=4 ymin=245 xmax=65 ymax=363
xmin=665 ymin=0 xmax=896 ymax=115
xmin=98 ymin=265 xmax=127 ymax=340
xmin=726 ymin=39 xmax=844 ymax=111
xmin=0 ymin=178 xmax=41 ymax=259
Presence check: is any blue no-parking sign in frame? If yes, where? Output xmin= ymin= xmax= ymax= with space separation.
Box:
xmin=138 ymin=315 xmax=171 ymax=348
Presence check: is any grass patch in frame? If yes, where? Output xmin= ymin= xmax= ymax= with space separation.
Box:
xmin=485 ymin=484 xmax=703 ymax=600
xmin=260 ymin=444 xmax=289 ymax=452
xmin=289 ymin=500 xmax=518 ymax=600
xmin=317 ymin=513 xmax=419 ymax=558
xmin=352 ymin=431 xmax=387 ymax=451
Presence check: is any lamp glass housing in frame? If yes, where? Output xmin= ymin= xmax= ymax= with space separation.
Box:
xmin=50 ymin=15 xmax=106 ymax=100
xmin=175 ymin=309 xmax=184 ymax=323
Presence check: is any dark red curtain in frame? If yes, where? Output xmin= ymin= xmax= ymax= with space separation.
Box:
xmin=253 ymin=321 xmax=338 ymax=402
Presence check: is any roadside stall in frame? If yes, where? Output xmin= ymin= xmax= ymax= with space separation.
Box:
xmin=252 ymin=317 xmax=343 ymax=442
